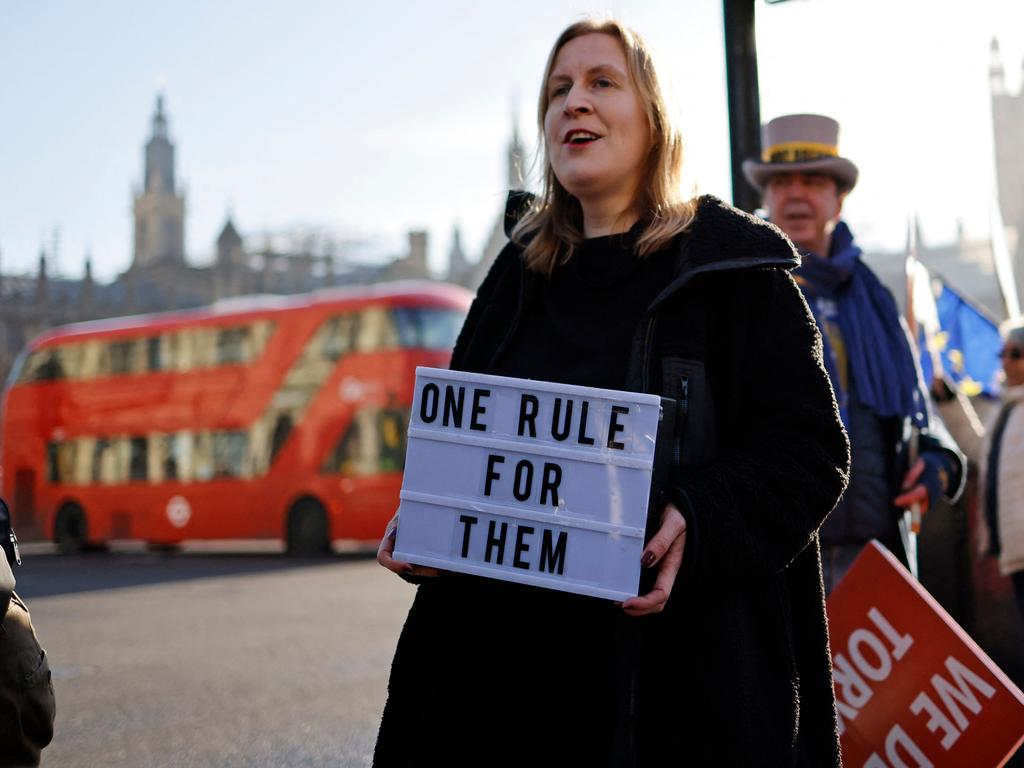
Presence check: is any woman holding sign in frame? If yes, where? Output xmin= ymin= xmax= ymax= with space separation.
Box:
xmin=376 ymin=18 xmax=849 ymax=767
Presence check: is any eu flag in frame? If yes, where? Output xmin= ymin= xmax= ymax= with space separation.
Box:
xmin=919 ymin=279 xmax=1003 ymax=397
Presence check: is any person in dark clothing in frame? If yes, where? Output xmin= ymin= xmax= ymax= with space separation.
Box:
xmin=0 ymin=499 xmax=56 ymax=768
xmin=744 ymin=114 xmax=965 ymax=593
xmin=375 ymin=19 xmax=850 ymax=767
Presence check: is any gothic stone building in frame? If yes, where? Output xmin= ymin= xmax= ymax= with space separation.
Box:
xmin=0 ymin=95 xmax=432 ymax=385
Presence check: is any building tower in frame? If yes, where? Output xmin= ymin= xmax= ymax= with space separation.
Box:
xmin=465 ymin=111 xmax=530 ymax=290
xmin=990 ymin=38 xmax=1024 ymax=305
xmin=34 ymin=248 xmax=48 ymax=304
xmin=81 ymin=252 xmax=94 ymax=311
xmin=215 ymin=216 xmax=247 ymax=299
xmin=447 ymin=224 xmax=469 ymax=283
xmin=132 ymin=94 xmax=186 ymax=269
xmin=506 ymin=116 xmax=527 ymax=189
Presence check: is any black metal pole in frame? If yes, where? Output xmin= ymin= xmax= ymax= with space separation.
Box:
xmin=723 ymin=0 xmax=762 ymax=213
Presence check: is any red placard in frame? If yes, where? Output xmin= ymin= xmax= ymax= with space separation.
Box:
xmin=826 ymin=541 xmax=1024 ymax=767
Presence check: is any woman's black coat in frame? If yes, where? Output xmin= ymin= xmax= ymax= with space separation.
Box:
xmin=374 ymin=195 xmax=851 ymax=767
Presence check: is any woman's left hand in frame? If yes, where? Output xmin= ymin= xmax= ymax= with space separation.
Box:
xmin=621 ymin=503 xmax=687 ymax=617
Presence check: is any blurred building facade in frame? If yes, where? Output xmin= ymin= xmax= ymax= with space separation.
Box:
xmin=989 ymin=37 xmax=1024 ymax=308
xmin=0 ymin=95 xmax=432 ymax=385
xmin=862 ymin=38 xmax=1024 ymax=323
xmin=445 ymin=119 xmax=528 ymax=291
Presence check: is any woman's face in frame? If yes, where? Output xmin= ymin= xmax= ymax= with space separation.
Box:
xmin=544 ymin=33 xmax=651 ymax=208
xmin=1002 ymin=340 xmax=1024 ymax=386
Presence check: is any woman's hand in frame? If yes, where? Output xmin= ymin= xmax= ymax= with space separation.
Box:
xmin=376 ymin=513 xmax=440 ymax=579
xmin=621 ymin=503 xmax=687 ymax=617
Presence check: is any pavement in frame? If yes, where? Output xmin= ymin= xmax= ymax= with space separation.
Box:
xmin=15 ymin=549 xmax=416 ymax=768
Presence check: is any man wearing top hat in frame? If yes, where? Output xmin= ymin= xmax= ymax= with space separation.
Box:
xmin=744 ymin=113 xmax=965 ymax=593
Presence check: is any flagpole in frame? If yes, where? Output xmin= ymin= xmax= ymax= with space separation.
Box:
xmin=990 ymin=191 xmax=1022 ymax=318
xmin=903 ymin=214 xmax=923 ymax=548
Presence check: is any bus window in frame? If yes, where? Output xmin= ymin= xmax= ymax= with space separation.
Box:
xmin=377 ymin=408 xmax=408 ymax=471
xmin=193 ymin=432 xmax=214 ymax=481
xmin=171 ymin=329 xmax=194 ymax=372
xmin=61 ymin=438 xmax=94 ymax=485
xmin=80 ymin=340 xmax=109 ymax=378
xmin=58 ymin=344 xmax=83 ymax=379
xmin=156 ymin=434 xmax=176 ymax=481
xmin=269 ymin=415 xmax=293 ymax=463
xmin=92 ymin=437 xmax=128 ymax=484
xmin=19 ymin=348 xmax=65 ymax=383
xmin=322 ymin=407 xmax=409 ymax=476
xmin=110 ymin=339 xmax=142 ymax=375
xmin=46 ymin=443 xmax=60 ymax=484
xmin=168 ymin=432 xmax=194 ymax=481
xmin=147 ymin=337 xmax=163 ymax=372
xmin=249 ymin=321 xmax=275 ymax=361
xmin=213 ymin=431 xmax=248 ymax=478
xmin=392 ymin=307 xmax=464 ymax=351
xmin=356 ymin=307 xmax=399 ymax=352
xmin=322 ymin=314 xmax=358 ymax=361
xmin=216 ymin=327 xmax=249 ymax=365
xmin=212 ymin=322 xmax=273 ymax=367
xmin=173 ymin=328 xmax=215 ymax=371
xmin=324 ymin=411 xmax=373 ymax=476
xmin=91 ymin=439 xmax=109 ymax=483
xmin=51 ymin=438 xmax=96 ymax=486
xmin=129 ymin=437 xmax=147 ymax=481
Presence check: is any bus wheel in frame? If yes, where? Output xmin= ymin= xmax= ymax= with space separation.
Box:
xmin=54 ymin=504 xmax=89 ymax=554
xmin=286 ymin=499 xmax=331 ymax=557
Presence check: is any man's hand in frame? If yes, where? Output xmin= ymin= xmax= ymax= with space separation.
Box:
xmin=621 ymin=504 xmax=687 ymax=617
xmin=893 ymin=457 xmax=930 ymax=513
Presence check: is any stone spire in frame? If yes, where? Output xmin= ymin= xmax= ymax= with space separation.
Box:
xmin=448 ymin=224 xmax=468 ymax=281
xmin=991 ymin=37 xmax=1006 ymax=96
xmin=507 ymin=104 xmax=527 ymax=189
xmin=82 ymin=251 xmax=95 ymax=310
xmin=216 ymin=215 xmax=243 ymax=267
xmin=35 ymin=248 xmax=48 ymax=304
xmin=133 ymin=92 xmax=186 ymax=268
xmin=146 ymin=93 xmax=175 ymax=194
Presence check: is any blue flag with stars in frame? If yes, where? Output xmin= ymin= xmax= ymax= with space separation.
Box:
xmin=919 ymin=279 xmax=1003 ymax=397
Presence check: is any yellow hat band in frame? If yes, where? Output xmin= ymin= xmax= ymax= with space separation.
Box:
xmin=762 ymin=141 xmax=839 ymax=164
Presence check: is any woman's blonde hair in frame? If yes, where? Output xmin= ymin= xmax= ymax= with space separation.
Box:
xmin=512 ymin=18 xmax=697 ymax=274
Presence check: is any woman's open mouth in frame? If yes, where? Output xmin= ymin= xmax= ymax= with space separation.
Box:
xmin=564 ymin=129 xmax=601 ymax=146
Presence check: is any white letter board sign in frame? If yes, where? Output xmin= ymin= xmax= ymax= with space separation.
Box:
xmin=393 ymin=366 xmax=662 ymax=601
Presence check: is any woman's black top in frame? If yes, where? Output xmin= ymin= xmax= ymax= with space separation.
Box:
xmin=469 ymin=228 xmax=678 ymax=762
xmin=494 ymin=225 xmax=676 ymax=389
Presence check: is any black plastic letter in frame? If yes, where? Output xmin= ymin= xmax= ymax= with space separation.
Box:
xmin=518 ymin=394 xmax=539 ymax=438
xmin=420 ymin=383 xmax=439 ymax=423
xmin=470 ymin=388 xmax=490 ymax=432
xmin=458 ymin=515 xmax=478 ymax=558
xmin=607 ymin=405 xmax=629 ymax=450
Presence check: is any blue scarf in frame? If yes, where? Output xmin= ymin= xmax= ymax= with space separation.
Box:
xmin=794 ymin=221 xmax=927 ymax=428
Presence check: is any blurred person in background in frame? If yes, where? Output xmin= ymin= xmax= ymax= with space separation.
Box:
xmin=0 ymin=499 xmax=55 ymax=767
xmin=940 ymin=321 xmax=1024 ymax=620
xmin=375 ymin=20 xmax=849 ymax=767
xmin=745 ymin=114 xmax=965 ymax=594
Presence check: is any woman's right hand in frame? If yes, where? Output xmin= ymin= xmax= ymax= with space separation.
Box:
xmin=377 ymin=513 xmax=440 ymax=579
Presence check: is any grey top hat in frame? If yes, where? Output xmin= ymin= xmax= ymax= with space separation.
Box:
xmin=742 ymin=114 xmax=859 ymax=194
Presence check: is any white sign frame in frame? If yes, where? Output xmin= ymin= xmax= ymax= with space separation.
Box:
xmin=394 ymin=366 xmax=661 ymax=601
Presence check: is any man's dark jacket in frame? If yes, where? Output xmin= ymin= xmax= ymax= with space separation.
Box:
xmin=375 ymin=195 xmax=851 ymax=767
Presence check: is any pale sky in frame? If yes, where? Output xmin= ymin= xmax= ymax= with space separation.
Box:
xmin=1 ymin=0 xmax=1022 ymax=283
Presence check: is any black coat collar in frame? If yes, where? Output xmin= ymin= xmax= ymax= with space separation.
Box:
xmin=502 ymin=191 xmax=799 ymax=312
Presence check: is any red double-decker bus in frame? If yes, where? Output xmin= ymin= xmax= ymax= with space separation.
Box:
xmin=1 ymin=280 xmax=471 ymax=554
